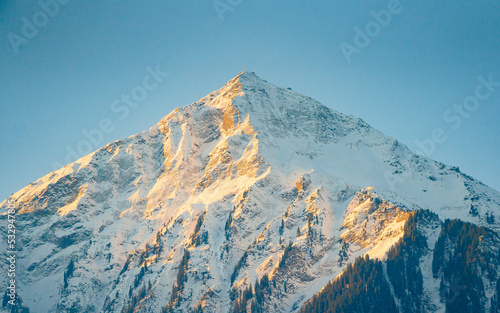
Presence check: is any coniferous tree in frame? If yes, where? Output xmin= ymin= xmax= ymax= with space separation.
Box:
xmin=386 ymin=210 xmax=428 ymax=313
xmin=279 ymin=219 xmax=285 ymax=235
xmin=300 ymin=255 xmax=397 ymax=313
xmin=431 ymin=218 xmax=493 ymax=313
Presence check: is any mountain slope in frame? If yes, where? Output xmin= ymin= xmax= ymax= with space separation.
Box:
xmin=300 ymin=210 xmax=500 ymax=313
xmin=1 ymin=72 xmax=499 ymax=313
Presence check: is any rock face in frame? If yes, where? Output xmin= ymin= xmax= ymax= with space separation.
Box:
xmin=1 ymin=72 xmax=499 ymax=313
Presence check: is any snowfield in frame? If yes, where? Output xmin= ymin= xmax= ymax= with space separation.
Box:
xmin=1 ymin=72 xmax=499 ymax=313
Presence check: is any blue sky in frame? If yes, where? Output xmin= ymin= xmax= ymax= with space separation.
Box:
xmin=1 ymin=0 xmax=499 ymax=200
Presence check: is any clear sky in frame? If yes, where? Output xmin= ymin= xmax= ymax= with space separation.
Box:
xmin=1 ymin=0 xmax=499 ymax=201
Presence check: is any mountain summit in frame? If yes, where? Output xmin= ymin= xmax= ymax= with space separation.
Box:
xmin=1 ymin=73 xmax=500 ymax=313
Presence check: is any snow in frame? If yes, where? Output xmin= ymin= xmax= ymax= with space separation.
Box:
xmin=1 ymin=71 xmax=499 ymax=312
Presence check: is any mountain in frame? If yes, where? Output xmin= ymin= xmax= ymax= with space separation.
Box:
xmin=1 ymin=72 xmax=499 ymax=313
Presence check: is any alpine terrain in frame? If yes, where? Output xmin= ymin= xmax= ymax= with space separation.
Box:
xmin=1 ymin=72 xmax=500 ymax=313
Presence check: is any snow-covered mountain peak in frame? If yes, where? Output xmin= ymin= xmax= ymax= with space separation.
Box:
xmin=224 ymin=71 xmax=271 ymax=91
xmin=1 ymin=72 xmax=500 ymax=313
xmin=233 ymin=71 xmax=261 ymax=84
